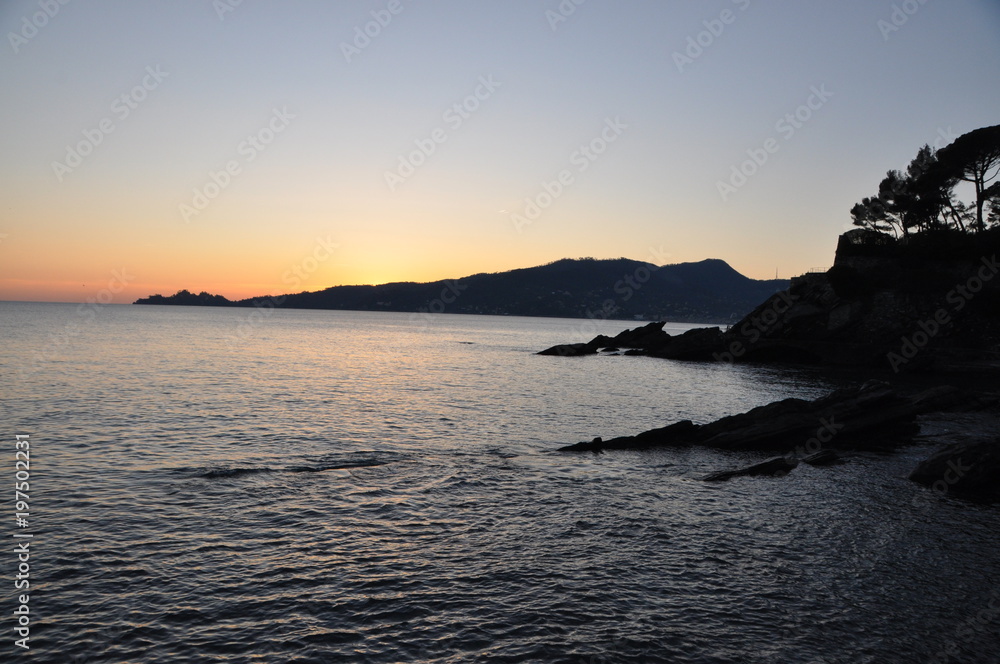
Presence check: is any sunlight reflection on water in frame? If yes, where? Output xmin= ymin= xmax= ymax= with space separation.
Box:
xmin=3 ymin=303 xmax=999 ymax=663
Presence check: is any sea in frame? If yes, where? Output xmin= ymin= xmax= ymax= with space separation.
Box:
xmin=2 ymin=301 xmax=1000 ymax=664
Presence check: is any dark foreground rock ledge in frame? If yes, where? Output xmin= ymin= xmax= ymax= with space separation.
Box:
xmin=559 ymin=381 xmax=968 ymax=453
xmin=558 ymin=381 xmax=1000 ymax=498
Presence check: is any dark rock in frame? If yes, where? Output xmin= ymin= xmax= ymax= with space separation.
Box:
xmin=559 ymin=382 xmax=961 ymax=454
xmin=909 ymin=437 xmax=1000 ymax=502
xmin=801 ymin=449 xmax=842 ymax=466
xmin=716 ymin=230 xmax=1000 ymax=369
xmin=650 ymin=326 xmax=725 ymax=360
xmin=538 ymin=342 xmax=599 ymax=357
xmin=559 ymin=420 xmax=699 ymax=452
xmin=702 ymin=456 xmax=798 ymax=482
xmin=697 ymin=380 xmax=924 ymax=452
xmin=537 ymin=231 xmax=1000 ymax=370
xmin=609 ymin=321 xmax=671 ymax=350
xmin=540 ymin=321 xmax=726 ymax=361
xmin=601 ymin=347 xmax=620 ymax=353
xmin=632 ymin=419 xmax=702 ymax=448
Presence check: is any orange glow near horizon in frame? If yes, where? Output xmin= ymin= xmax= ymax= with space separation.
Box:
xmin=2 ymin=2 xmax=998 ymax=306
xmin=0 ymin=247 xmax=808 ymax=305
xmin=0 ymin=193 xmax=832 ymax=304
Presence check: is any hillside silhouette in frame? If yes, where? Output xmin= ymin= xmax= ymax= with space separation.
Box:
xmin=134 ymin=257 xmax=788 ymax=324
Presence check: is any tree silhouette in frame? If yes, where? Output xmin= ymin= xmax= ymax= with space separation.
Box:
xmin=850 ymin=149 xmax=948 ymax=237
xmin=934 ymin=125 xmax=1000 ymax=232
xmin=852 ymin=125 xmax=1000 ymax=236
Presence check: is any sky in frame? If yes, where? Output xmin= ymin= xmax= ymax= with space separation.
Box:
xmin=1 ymin=0 xmax=999 ymax=303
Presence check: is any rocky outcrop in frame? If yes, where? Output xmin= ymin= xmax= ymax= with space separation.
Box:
xmin=537 ymin=342 xmax=600 ymax=357
xmin=559 ymin=381 xmax=945 ymax=453
xmin=560 ymin=381 xmax=1000 ymax=492
xmin=539 ymin=229 xmax=1000 ymax=371
xmin=539 ymin=322 xmax=724 ymax=360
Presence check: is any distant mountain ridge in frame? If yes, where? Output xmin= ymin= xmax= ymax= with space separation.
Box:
xmin=133 ymin=257 xmax=789 ymax=324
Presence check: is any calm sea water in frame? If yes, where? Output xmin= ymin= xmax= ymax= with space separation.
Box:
xmin=2 ymin=302 xmax=999 ymax=663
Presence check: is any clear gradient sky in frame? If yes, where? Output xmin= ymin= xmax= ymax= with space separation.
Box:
xmin=2 ymin=0 xmax=999 ymax=303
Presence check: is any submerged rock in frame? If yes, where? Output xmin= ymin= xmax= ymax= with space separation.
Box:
xmin=909 ymin=437 xmax=1000 ymax=502
xmin=538 ymin=342 xmax=599 ymax=357
xmin=801 ymin=449 xmax=842 ymax=466
xmin=702 ymin=456 xmax=798 ymax=482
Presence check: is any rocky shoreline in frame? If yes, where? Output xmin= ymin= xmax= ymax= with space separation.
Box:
xmin=556 ymin=380 xmax=1000 ymax=501
xmin=542 ymin=230 xmax=1000 ymax=500
xmin=540 ymin=229 xmax=1000 ymax=370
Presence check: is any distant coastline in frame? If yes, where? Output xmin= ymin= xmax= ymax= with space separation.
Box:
xmin=133 ymin=257 xmax=789 ymax=325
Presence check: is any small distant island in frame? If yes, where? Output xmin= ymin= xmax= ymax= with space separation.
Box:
xmin=134 ymin=257 xmax=788 ymax=325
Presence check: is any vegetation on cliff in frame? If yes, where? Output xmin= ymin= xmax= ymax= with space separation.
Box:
xmin=850 ymin=125 xmax=1000 ymax=237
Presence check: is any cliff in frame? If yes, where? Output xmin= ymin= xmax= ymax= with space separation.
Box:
xmin=541 ymin=229 xmax=1000 ymax=372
